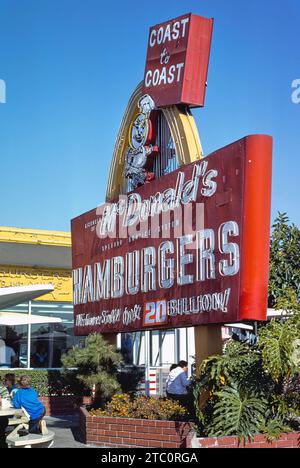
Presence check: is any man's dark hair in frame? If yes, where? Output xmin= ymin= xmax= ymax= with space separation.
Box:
xmin=178 ymin=360 xmax=188 ymax=368
xmin=4 ymin=374 xmax=15 ymax=384
xmin=169 ymin=364 xmax=177 ymax=372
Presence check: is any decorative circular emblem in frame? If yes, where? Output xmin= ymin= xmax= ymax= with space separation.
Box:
xmin=129 ymin=113 xmax=150 ymax=150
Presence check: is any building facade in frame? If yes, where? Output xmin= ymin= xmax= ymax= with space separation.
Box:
xmin=0 ymin=226 xmax=79 ymax=369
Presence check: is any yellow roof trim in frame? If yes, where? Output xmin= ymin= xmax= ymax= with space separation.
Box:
xmin=0 ymin=226 xmax=71 ymax=248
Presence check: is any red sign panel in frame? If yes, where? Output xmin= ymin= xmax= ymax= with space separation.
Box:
xmin=72 ymin=135 xmax=272 ymax=336
xmin=142 ymin=13 xmax=214 ymax=108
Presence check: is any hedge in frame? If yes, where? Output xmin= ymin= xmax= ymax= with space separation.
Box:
xmin=0 ymin=370 xmax=89 ymax=397
xmin=0 ymin=368 xmax=144 ymax=397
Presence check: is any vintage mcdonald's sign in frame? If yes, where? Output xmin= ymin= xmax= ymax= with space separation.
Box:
xmin=71 ymin=14 xmax=273 ymax=336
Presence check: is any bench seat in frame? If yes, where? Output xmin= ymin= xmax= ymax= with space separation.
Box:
xmin=7 ymin=417 xmax=29 ymax=426
xmin=6 ymin=431 xmax=55 ymax=448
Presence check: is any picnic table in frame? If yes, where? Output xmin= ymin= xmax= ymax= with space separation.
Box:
xmin=0 ymin=405 xmax=27 ymax=448
xmin=0 ymin=404 xmax=54 ymax=448
xmin=0 ymin=405 xmax=28 ymax=428
xmin=0 ymin=407 xmax=22 ymax=418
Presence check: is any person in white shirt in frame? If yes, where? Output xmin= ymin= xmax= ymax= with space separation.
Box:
xmin=166 ymin=360 xmax=192 ymax=406
xmin=166 ymin=361 xmax=194 ymax=418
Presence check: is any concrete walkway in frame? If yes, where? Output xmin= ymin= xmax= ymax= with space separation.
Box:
xmin=45 ymin=415 xmax=96 ymax=448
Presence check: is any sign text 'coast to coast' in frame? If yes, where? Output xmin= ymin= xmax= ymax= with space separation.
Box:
xmin=143 ymin=13 xmax=214 ymax=107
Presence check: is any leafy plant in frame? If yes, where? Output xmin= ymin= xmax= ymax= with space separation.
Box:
xmin=258 ymin=318 xmax=299 ymax=383
xmin=91 ymin=394 xmax=187 ymax=421
xmin=61 ymin=333 xmax=123 ymax=405
xmin=207 ymin=384 xmax=267 ymax=443
xmin=193 ymin=213 xmax=300 ymax=443
xmin=193 ymin=314 xmax=300 ymax=442
xmin=269 ymin=213 xmax=300 ymax=308
xmin=260 ymin=417 xmax=292 ymax=442
xmin=197 ymin=341 xmax=263 ymax=391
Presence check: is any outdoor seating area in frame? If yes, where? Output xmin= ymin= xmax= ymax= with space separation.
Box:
xmin=0 ymin=403 xmax=55 ymax=449
xmin=0 ymin=374 xmax=54 ymax=449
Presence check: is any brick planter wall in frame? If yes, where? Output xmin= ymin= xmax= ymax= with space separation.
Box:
xmin=80 ymin=406 xmax=194 ymax=448
xmin=191 ymin=433 xmax=300 ymax=449
xmin=39 ymin=396 xmax=92 ymax=417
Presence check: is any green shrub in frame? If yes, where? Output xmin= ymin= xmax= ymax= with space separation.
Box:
xmin=117 ymin=366 xmax=144 ymax=395
xmin=62 ymin=333 xmax=123 ymax=405
xmin=0 ymin=369 xmax=89 ymax=397
xmin=90 ymin=394 xmax=187 ymax=421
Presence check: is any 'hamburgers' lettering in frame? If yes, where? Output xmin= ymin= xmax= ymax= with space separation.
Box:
xmin=73 ymin=221 xmax=240 ymax=305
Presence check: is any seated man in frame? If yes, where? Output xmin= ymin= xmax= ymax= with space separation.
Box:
xmin=166 ymin=360 xmax=193 ymax=415
xmin=4 ymin=374 xmax=17 ymax=396
xmin=0 ymin=383 xmax=9 ymax=400
xmin=12 ymin=376 xmax=46 ymax=434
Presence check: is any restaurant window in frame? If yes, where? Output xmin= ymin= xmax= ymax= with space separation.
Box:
xmin=150 ymin=330 xmax=176 ymax=367
xmin=30 ymin=301 xmax=79 ymax=369
xmin=0 ymin=301 xmax=79 ymax=369
xmin=0 ymin=303 xmax=29 ymax=369
xmin=124 ymin=330 xmax=177 ymax=368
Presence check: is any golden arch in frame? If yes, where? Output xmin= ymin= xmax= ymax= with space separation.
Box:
xmin=106 ymin=82 xmax=203 ymax=201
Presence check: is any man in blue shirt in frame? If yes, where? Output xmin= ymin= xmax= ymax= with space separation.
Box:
xmin=13 ymin=375 xmax=46 ymax=434
xmin=166 ymin=360 xmax=191 ymax=397
xmin=166 ymin=360 xmax=193 ymax=417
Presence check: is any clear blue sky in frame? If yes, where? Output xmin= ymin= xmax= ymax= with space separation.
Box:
xmin=0 ymin=0 xmax=299 ymax=231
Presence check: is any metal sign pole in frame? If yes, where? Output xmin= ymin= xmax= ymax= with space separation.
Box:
xmin=27 ymin=301 xmax=32 ymax=369
xmin=144 ymin=331 xmax=150 ymax=396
